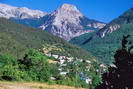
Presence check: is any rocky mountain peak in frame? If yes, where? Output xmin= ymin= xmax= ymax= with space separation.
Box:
xmin=0 ymin=3 xmax=47 ymax=19
xmin=56 ymin=3 xmax=83 ymax=16
xmin=59 ymin=3 xmax=80 ymax=13
xmin=51 ymin=3 xmax=83 ymax=26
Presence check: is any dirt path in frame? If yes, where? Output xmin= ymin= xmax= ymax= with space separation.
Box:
xmin=0 ymin=83 xmax=37 ymax=89
xmin=0 ymin=82 xmax=85 ymax=89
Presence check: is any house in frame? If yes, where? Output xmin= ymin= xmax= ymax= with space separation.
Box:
xmin=100 ymin=64 xmax=106 ymax=68
xmin=59 ymin=59 xmax=65 ymax=64
xmin=59 ymin=56 xmax=66 ymax=60
xmin=50 ymin=77 xmax=56 ymax=80
xmin=86 ymin=60 xmax=91 ymax=64
xmin=79 ymin=72 xmax=92 ymax=84
xmin=110 ymin=64 xmax=116 ymax=68
xmin=45 ymin=53 xmax=52 ymax=57
xmin=60 ymin=72 xmax=68 ymax=75
xmin=66 ymin=57 xmax=73 ymax=62
xmin=52 ymin=54 xmax=59 ymax=59
xmin=85 ymin=77 xmax=92 ymax=84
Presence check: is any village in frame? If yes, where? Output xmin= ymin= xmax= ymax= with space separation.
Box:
xmin=42 ymin=44 xmax=107 ymax=84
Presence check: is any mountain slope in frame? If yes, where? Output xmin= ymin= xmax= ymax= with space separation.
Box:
xmin=70 ymin=8 xmax=133 ymax=64
xmin=0 ymin=17 xmax=96 ymax=61
xmin=70 ymin=23 xmax=133 ymax=64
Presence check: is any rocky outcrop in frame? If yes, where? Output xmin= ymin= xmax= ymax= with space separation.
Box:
xmin=87 ymin=22 xmax=106 ymax=29
xmin=98 ymin=24 xmax=120 ymax=38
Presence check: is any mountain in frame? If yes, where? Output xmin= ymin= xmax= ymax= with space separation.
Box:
xmin=0 ymin=17 xmax=97 ymax=62
xmin=40 ymin=4 xmax=105 ymax=40
xmin=70 ymin=8 xmax=133 ymax=64
xmin=0 ymin=3 xmax=47 ymax=19
xmin=0 ymin=3 xmax=105 ymax=40
xmin=97 ymin=8 xmax=133 ymax=37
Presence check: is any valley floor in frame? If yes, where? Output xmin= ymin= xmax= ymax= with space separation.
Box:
xmin=0 ymin=81 xmax=85 ymax=89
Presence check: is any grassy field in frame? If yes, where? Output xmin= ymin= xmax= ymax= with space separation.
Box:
xmin=0 ymin=81 xmax=85 ymax=89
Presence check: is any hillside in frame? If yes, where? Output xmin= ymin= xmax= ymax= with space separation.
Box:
xmin=70 ymin=23 xmax=133 ymax=64
xmin=0 ymin=18 xmax=103 ymax=88
xmin=70 ymin=8 xmax=133 ymax=64
xmin=0 ymin=17 xmax=95 ymax=61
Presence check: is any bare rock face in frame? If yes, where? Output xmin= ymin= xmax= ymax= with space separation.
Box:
xmin=0 ymin=3 xmax=47 ymax=19
xmin=87 ymin=22 xmax=106 ymax=29
xmin=98 ymin=24 xmax=120 ymax=38
xmin=40 ymin=4 xmax=105 ymax=40
xmin=40 ymin=4 xmax=85 ymax=40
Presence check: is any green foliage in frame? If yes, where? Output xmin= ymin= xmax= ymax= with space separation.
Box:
xmin=0 ymin=65 xmax=28 ymax=81
xmin=0 ymin=18 xmax=100 ymax=88
xmin=70 ymin=23 xmax=133 ymax=64
xmin=25 ymin=49 xmax=48 ymax=66
xmin=70 ymin=8 xmax=133 ymax=64
xmin=19 ymin=49 xmax=54 ymax=82
xmin=95 ymin=35 xmax=133 ymax=89
xmin=0 ymin=54 xmax=28 ymax=81
xmin=0 ymin=54 xmax=18 ymax=66
xmin=0 ymin=49 xmax=101 ymax=88
xmin=0 ymin=18 xmax=95 ymax=61
xmin=0 ymin=49 xmax=54 ymax=82
xmin=92 ymin=74 xmax=102 ymax=88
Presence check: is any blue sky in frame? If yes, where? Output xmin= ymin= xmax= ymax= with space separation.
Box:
xmin=0 ymin=0 xmax=133 ymax=23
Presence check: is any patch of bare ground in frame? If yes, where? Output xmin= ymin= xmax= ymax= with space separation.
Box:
xmin=0 ymin=81 xmax=85 ymax=89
